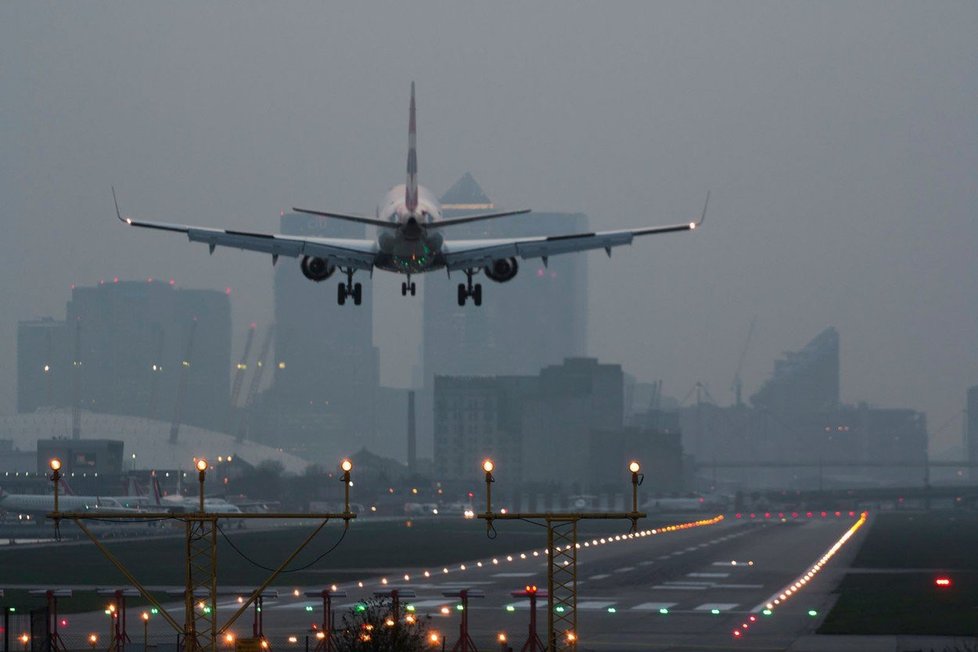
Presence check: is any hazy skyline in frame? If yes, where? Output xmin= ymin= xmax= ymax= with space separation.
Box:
xmin=2 ymin=3 xmax=975 ymax=455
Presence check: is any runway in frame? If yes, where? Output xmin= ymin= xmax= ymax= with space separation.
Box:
xmin=36 ymin=513 xmax=869 ymax=651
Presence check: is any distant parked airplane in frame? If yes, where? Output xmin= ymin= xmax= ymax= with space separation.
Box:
xmin=116 ymin=83 xmax=706 ymax=306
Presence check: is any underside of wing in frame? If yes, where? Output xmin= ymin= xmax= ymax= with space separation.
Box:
xmin=442 ymin=226 xmax=681 ymax=271
xmin=119 ymin=212 xmax=377 ymax=271
xmin=442 ymin=195 xmax=707 ymax=271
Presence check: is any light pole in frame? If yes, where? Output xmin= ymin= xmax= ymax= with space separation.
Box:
xmin=142 ymin=612 xmax=149 ymax=650
xmin=88 ymin=634 xmax=98 ymax=651
xmin=49 ymin=458 xmax=62 ymax=516
xmin=340 ymin=459 xmax=353 ymax=526
xmin=629 ymin=461 xmax=644 ymax=530
xmin=196 ymin=459 xmax=208 ymax=513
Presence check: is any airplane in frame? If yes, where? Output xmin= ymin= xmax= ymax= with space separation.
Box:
xmin=114 ymin=82 xmax=707 ymax=307
xmin=0 ymin=487 xmax=141 ymax=520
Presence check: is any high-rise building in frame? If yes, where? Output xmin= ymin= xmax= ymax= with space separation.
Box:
xmin=750 ymin=327 xmax=840 ymax=417
xmin=434 ymin=358 xmax=628 ymax=492
xmin=256 ymin=212 xmax=380 ymax=455
xmin=17 ymin=280 xmax=231 ymax=432
xmin=423 ymin=174 xmax=588 ymax=383
xmin=968 ymin=386 xmax=978 ymax=480
xmin=680 ymin=327 xmax=927 ymax=489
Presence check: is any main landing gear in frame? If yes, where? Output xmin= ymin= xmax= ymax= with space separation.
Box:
xmin=457 ymin=269 xmax=482 ymax=307
xmin=401 ymin=276 xmax=416 ymax=297
xmin=337 ymin=268 xmax=362 ymax=306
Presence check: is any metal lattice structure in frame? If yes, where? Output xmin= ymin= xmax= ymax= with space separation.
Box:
xmin=477 ymin=459 xmax=646 ymax=650
xmin=47 ymin=458 xmax=356 ymax=652
xmin=547 ymin=519 xmax=578 ymax=651
xmin=185 ymin=517 xmax=218 ymax=651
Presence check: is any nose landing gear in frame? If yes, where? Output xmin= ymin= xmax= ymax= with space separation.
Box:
xmin=337 ymin=268 xmax=362 ymax=306
xmin=457 ymin=269 xmax=482 ymax=307
xmin=401 ymin=276 xmax=416 ymax=297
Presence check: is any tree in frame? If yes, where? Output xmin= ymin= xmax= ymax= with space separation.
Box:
xmin=334 ymin=598 xmax=433 ymax=652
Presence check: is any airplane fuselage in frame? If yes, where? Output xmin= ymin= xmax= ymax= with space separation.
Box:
xmin=375 ymin=184 xmax=446 ymax=273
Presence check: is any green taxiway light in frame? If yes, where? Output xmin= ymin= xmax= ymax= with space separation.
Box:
xmin=505 ymin=605 xmax=516 ymax=613
xmin=304 ymin=606 xmax=313 ymax=612
xmin=555 ymin=606 xmax=565 ymax=613
xmin=150 ymin=608 xmax=159 ymax=615
xmin=658 ymin=608 xmax=669 ymax=615
xmin=710 ymin=609 xmax=720 ymax=615
xmin=406 ymin=605 xmax=415 ymax=612
xmin=762 ymin=609 xmax=772 ymax=616
xmin=456 ymin=604 xmax=464 ymax=611
xmin=8 ymin=607 xmax=15 ymax=613
xmin=808 ymin=610 xmax=818 ymax=617
xmin=607 ymin=607 xmax=617 ymax=614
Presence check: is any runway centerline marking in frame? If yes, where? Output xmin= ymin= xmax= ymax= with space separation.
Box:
xmin=632 ymin=602 xmax=677 ymax=611
xmin=695 ymin=603 xmax=739 ymax=612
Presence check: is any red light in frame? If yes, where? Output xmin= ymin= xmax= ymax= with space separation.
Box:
xmin=169 ymin=278 xmax=176 ymax=286
xmin=733 ymin=630 xmax=741 ymax=637
xmin=936 ymin=577 xmax=952 ymax=588
xmin=113 ymin=277 xmax=119 ymax=283
xmin=225 ymin=287 xmax=232 ymax=295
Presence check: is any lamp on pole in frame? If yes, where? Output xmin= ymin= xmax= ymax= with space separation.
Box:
xmin=142 ymin=612 xmax=149 ymax=650
xmin=340 ymin=460 xmax=353 ymax=526
xmin=629 ymin=461 xmax=643 ymax=532
xmin=49 ymin=458 xmax=62 ymax=515
xmin=196 ymin=459 xmax=208 ymax=513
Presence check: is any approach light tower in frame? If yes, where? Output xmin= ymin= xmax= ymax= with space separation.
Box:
xmin=48 ymin=459 xmax=358 ymax=652
xmin=478 ymin=459 xmax=646 ymax=650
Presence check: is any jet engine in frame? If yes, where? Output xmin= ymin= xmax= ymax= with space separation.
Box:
xmin=484 ymin=257 xmax=519 ymax=283
xmin=300 ymin=256 xmax=336 ymax=282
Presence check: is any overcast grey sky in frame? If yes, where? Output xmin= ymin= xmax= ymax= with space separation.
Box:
xmin=2 ymin=2 xmax=975 ymax=454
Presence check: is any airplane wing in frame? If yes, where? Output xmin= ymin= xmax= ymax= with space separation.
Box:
xmin=442 ymin=194 xmax=708 ymax=271
xmin=114 ymin=190 xmax=377 ymax=271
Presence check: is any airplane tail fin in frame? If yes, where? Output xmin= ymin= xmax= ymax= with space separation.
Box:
xmin=405 ymin=81 xmax=419 ymax=212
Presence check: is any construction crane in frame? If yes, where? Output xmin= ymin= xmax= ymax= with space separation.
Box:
xmin=71 ymin=319 xmax=82 ymax=440
xmin=147 ymin=329 xmax=165 ymax=420
xmin=229 ymin=323 xmax=256 ymax=409
xmin=169 ymin=318 xmax=197 ymax=444
xmin=238 ymin=324 xmax=274 ymax=442
xmin=731 ymin=317 xmax=756 ymax=407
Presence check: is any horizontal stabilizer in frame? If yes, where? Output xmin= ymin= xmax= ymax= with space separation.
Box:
xmin=434 ymin=209 xmax=532 ymax=228
xmin=292 ymin=207 xmax=399 ymax=229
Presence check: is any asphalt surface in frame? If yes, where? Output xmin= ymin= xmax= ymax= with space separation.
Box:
xmin=17 ymin=513 xmax=870 ymax=651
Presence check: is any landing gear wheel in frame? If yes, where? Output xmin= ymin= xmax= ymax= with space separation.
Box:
xmin=457 ymin=283 xmax=467 ymax=307
xmin=409 ymin=282 xmax=416 ymax=296
xmin=337 ymin=283 xmax=346 ymax=306
xmin=353 ymin=282 xmax=363 ymax=306
xmin=401 ymin=282 xmax=408 ymax=297
xmin=473 ymin=283 xmax=482 ymax=306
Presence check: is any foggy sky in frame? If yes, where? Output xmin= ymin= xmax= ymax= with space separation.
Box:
xmin=2 ymin=2 xmax=975 ymax=455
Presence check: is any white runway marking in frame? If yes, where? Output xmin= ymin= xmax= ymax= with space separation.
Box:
xmin=639 ymin=561 xmax=655 ymax=566
xmin=405 ymin=599 xmax=454 ymax=608
xmin=688 ymin=572 xmax=730 ymax=578
xmin=613 ymin=566 xmax=635 ymax=573
xmin=695 ymin=603 xmax=739 ymax=612
xmin=577 ymin=601 xmax=615 ymax=610
xmin=632 ymin=602 xmax=677 ymax=611
xmin=589 ymin=574 xmax=610 ymax=580
xmin=717 ymin=583 xmax=764 ymax=589
xmin=652 ymin=585 xmax=707 ymax=590
xmin=492 ymin=572 xmax=536 ymax=577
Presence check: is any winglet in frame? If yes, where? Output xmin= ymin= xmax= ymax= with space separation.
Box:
xmin=112 ymin=187 xmax=132 ymax=225
xmin=690 ymin=191 xmax=710 ymax=229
